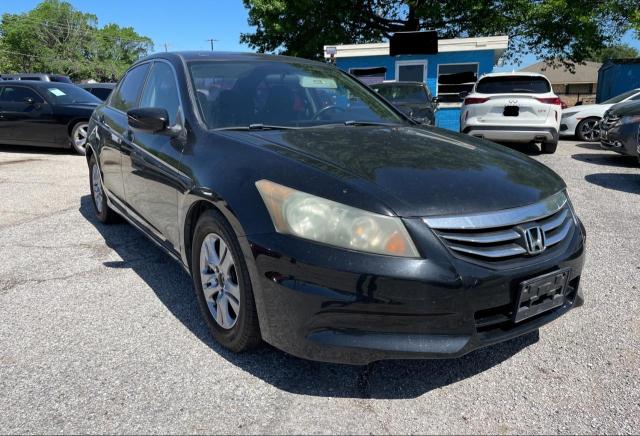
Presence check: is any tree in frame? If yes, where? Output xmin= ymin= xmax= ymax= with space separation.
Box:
xmin=241 ymin=0 xmax=639 ymax=66
xmin=586 ymin=43 xmax=639 ymax=62
xmin=0 ymin=0 xmax=153 ymax=81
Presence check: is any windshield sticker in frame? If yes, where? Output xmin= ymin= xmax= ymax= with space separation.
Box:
xmin=48 ymin=88 xmax=66 ymax=97
xmin=299 ymin=76 xmax=337 ymax=89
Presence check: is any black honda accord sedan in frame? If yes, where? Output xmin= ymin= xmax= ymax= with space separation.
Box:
xmin=0 ymin=80 xmax=100 ymax=154
xmin=86 ymin=52 xmax=586 ymax=364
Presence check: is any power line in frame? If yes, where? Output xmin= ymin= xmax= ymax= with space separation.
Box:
xmin=1 ymin=14 xmax=152 ymax=45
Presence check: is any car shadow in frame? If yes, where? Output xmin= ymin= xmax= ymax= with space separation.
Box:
xmin=574 ymin=142 xmax=602 ymax=150
xmin=572 ymin=153 xmax=639 ymax=168
xmin=79 ymin=195 xmax=539 ymax=399
xmin=0 ymin=144 xmax=72 ymax=155
xmin=499 ymin=142 xmax=542 ymax=156
xmin=584 ymin=173 xmax=640 ymax=194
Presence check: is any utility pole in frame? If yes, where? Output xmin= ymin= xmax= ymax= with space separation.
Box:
xmin=205 ymin=38 xmax=218 ymax=51
xmin=163 ymin=42 xmax=170 ymax=52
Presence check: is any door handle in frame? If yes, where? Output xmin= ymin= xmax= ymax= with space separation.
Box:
xmin=125 ymin=129 xmax=135 ymax=143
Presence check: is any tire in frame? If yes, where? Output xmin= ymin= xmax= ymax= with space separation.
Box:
xmin=541 ymin=140 xmax=558 ymax=154
xmin=191 ymin=209 xmax=261 ymax=352
xmin=70 ymin=121 xmax=89 ymax=155
xmin=576 ymin=117 xmax=601 ymax=142
xmin=88 ymin=154 xmax=118 ymax=224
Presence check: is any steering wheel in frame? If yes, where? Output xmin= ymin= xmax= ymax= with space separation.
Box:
xmin=313 ymin=105 xmax=346 ymax=120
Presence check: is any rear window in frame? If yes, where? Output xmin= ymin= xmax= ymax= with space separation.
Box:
xmin=371 ymin=84 xmax=430 ymax=103
xmin=476 ymin=76 xmax=551 ymax=94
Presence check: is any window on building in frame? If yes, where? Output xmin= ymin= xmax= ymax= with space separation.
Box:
xmin=565 ymin=83 xmax=594 ymax=95
xmin=437 ymin=63 xmax=478 ymax=103
xmin=349 ymin=67 xmax=387 ymax=85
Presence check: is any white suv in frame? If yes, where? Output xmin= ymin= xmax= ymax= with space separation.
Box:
xmin=460 ymin=72 xmax=562 ymax=153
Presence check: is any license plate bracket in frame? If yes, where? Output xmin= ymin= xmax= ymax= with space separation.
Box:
xmin=514 ymin=268 xmax=571 ymax=323
xmin=503 ymin=106 xmax=519 ymax=117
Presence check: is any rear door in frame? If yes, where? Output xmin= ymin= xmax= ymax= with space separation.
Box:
xmin=471 ymin=76 xmax=554 ymax=125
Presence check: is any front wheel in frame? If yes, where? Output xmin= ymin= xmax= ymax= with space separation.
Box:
xmin=576 ymin=117 xmax=601 ymax=142
xmin=191 ymin=209 xmax=261 ymax=352
xmin=70 ymin=121 xmax=89 ymax=155
xmin=541 ymin=140 xmax=558 ymax=154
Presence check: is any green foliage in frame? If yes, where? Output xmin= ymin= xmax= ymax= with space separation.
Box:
xmin=241 ymin=0 xmax=640 ymax=65
xmin=586 ymin=43 xmax=639 ymax=62
xmin=0 ymin=0 xmax=153 ymax=81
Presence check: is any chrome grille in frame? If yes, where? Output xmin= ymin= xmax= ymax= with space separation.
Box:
xmin=601 ymin=113 xmax=620 ymax=130
xmin=424 ymin=192 xmax=575 ymax=262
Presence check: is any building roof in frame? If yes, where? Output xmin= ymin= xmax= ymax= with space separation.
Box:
xmin=519 ymin=60 xmax=601 ymax=84
xmin=323 ymin=35 xmax=509 ymax=63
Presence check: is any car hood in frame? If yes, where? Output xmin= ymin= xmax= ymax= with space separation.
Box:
xmin=248 ymin=126 xmax=565 ymax=217
xmin=608 ymin=100 xmax=640 ymax=117
xmin=564 ymin=103 xmax=611 ymax=115
xmin=57 ymin=102 xmax=99 ymax=110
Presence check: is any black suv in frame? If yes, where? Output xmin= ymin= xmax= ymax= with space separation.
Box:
xmin=86 ymin=52 xmax=586 ymax=364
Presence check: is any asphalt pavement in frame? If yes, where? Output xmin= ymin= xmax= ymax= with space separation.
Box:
xmin=0 ymin=140 xmax=638 ymax=434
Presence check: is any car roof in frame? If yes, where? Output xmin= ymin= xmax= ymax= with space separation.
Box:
xmin=479 ymin=71 xmax=549 ymax=79
xmin=134 ymin=51 xmax=330 ymax=68
xmin=78 ymin=83 xmax=115 ymax=88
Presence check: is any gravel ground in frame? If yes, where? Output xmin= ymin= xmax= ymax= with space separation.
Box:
xmin=0 ymin=141 xmax=638 ymax=434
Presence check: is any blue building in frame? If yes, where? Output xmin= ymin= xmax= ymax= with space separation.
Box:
xmin=324 ymin=36 xmax=509 ymax=131
xmin=596 ymin=58 xmax=640 ymax=103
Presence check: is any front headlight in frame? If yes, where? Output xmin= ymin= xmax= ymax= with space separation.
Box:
xmin=561 ymin=111 xmax=578 ymax=119
xmin=255 ymin=180 xmax=420 ymax=258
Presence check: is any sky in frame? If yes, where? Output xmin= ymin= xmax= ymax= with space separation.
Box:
xmin=2 ymin=0 xmax=639 ymax=71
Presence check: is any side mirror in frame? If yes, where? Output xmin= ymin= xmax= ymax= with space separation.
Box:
xmin=431 ymin=96 xmax=439 ymax=105
xmin=24 ymin=97 xmax=35 ymax=105
xmin=127 ymin=107 xmax=169 ymax=133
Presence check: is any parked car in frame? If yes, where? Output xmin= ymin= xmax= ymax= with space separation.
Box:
xmin=600 ymin=99 xmax=640 ymax=162
xmin=0 ymin=73 xmax=72 ymax=83
xmin=0 ymin=80 xmax=100 ymax=154
xmin=370 ymin=81 xmax=437 ymax=125
xmin=78 ymin=83 xmax=115 ymax=101
xmin=560 ymin=88 xmax=640 ymax=142
xmin=87 ymin=52 xmax=585 ymax=365
xmin=460 ymin=72 xmax=562 ymax=153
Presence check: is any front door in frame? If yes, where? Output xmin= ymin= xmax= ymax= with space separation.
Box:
xmin=0 ymin=85 xmax=55 ymax=146
xmin=395 ymin=61 xmax=427 ymax=83
xmin=121 ymin=60 xmax=187 ymax=250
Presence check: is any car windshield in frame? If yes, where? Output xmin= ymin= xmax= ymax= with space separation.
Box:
xmin=602 ymin=89 xmax=639 ymax=104
xmin=476 ymin=76 xmax=551 ymax=94
xmin=371 ymin=84 xmax=429 ymax=103
xmin=41 ymin=83 xmax=100 ymax=105
xmin=188 ymin=60 xmax=405 ymax=129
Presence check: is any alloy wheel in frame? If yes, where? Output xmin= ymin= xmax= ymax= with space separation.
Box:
xmin=199 ymin=233 xmax=241 ymax=329
xmin=91 ymin=163 xmax=103 ymax=214
xmin=580 ymin=119 xmax=600 ymax=141
xmin=72 ymin=122 xmax=89 ymax=152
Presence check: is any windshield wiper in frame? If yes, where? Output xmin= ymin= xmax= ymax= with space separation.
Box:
xmin=343 ymin=120 xmax=400 ymax=127
xmin=214 ymin=124 xmax=300 ymax=131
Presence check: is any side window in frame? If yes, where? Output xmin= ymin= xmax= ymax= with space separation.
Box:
xmin=139 ymin=62 xmax=181 ymax=125
xmin=0 ymin=86 xmax=44 ymax=103
xmin=110 ymin=63 xmax=151 ymax=112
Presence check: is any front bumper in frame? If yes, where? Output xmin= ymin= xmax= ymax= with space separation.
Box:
xmin=600 ymin=122 xmax=639 ymax=156
xmin=462 ymin=126 xmax=559 ymax=143
xmin=559 ymin=116 xmax=579 ymax=137
xmin=244 ymin=218 xmax=586 ymax=365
